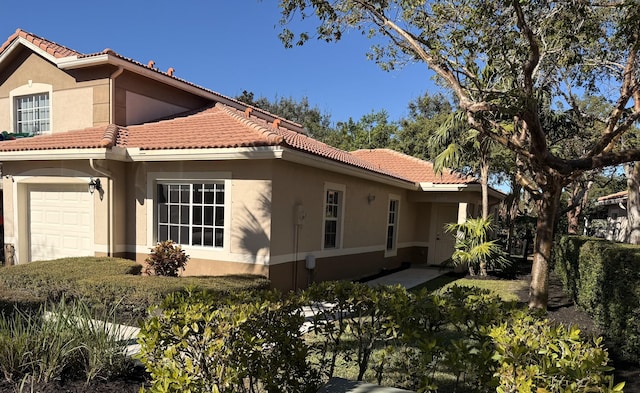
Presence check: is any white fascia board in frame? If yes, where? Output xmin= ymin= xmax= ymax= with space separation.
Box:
xmin=0 ymin=37 xmax=63 ymax=65
xmin=0 ymin=148 xmax=112 ymax=161
xmin=419 ymin=182 xmax=468 ymax=192
xmin=282 ymin=148 xmax=417 ymax=190
xmin=127 ymin=146 xmax=284 ymax=162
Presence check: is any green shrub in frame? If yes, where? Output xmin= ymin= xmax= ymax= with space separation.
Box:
xmin=552 ymin=235 xmax=595 ymax=300
xmin=137 ymin=288 xmax=318 ymax=393
xmin=144 ymin=240 xmax=189 ymax=277
xmin=490 ymin=311 xmax=623 ymax=393
xmin=577 ymin=241 xmax=640 ymax=362
xmin=554 ymin=236 xmax=640 ymax=363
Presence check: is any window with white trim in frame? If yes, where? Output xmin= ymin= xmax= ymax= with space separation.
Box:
xmin=14 ymin=93 xmax=50 ymax=134
xmin=323 ymin=189 xmax=343 ymax=249
xmin=386 ymin=198 xmax=399 ymax=252
xmin=157 ymin=182 xmax=225 ymax=248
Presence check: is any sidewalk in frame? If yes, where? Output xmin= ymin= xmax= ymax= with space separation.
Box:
xmin=364 ymin=265 xmax=450 ymax=289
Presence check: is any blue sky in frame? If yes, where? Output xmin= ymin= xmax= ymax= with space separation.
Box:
xmin=2 ymin=1 xmax=442 ymax=124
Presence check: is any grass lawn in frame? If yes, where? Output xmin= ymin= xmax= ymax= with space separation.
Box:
xmin=438 ymin=277 xmax=527 ymax=302
xmin=0 ymin=257 xmax=270 ymax=322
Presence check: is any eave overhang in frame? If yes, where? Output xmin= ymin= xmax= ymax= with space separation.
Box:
xmin=126 ymin=146 xmax=283 ymax=162
xmin=282 ymin=148 xmax=418 ymax=190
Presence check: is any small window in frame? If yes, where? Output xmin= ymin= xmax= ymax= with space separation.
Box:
xmin=386 ymin=199 xmax=399 ymax=252
xmin=323 ymin=189 xmax=343 ymax=249
xmin=14 ymin=93 xmax=50 ymax=134
xmin=157 ymin=182 xmax=226 ymax=248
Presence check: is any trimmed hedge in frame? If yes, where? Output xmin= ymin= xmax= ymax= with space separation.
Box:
xmin=0 ymin=257 xmax=270 ymax=321
xmin=553 ymin=236 xmax=640 ymax=363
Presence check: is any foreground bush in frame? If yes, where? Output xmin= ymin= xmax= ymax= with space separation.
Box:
xmin=137 ymin=288 xmax=317 ymax=393
xmin=0 ymin=299 xmax=136 ymax=389
xmin=137 ymin=282 xmax=621 ymax=392
xmin=491 ymin=311 xmax=622 ymax=392
xmin=554 ymin=236 xmax=640 ymax=363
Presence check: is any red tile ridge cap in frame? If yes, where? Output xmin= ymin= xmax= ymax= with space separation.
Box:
xmin=215 ymin=103 xmax=284 ymax=145
xmin=0 ymin=29 xmax=82 ymax=58
xmin=99 ymin=124 xmax=120 ymax=148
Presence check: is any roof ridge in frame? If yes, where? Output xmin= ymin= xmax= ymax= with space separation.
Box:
xmin=216 ymin=103 xmax=284 ymax=145
xmin=99 ymin=124 xmax=120 ymax=148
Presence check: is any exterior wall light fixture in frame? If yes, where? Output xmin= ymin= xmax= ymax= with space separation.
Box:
xmin=89 ymin=178 xmax=102 ymax=194
xmin=367 ymin=193 xmax=376 ymax=204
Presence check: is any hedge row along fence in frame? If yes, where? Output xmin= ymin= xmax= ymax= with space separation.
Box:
xmin=553 ymin=235 xmax=640 ymax=363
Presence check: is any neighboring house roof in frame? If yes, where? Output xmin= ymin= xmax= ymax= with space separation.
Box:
xmin=596 ymin=190 xmax=628 ymax=206
xmin=351 ymin=149 xmax=476 ymax=184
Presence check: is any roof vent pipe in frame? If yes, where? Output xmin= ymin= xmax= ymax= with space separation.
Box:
xmin=147 ymin=60 xmax=155 ymax=68
xmin=167 ymin=67 xmax=175 ymax=76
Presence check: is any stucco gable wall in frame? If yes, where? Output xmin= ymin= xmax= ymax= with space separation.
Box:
xmin=114 ymin=72 xmax=211 ymax=126
xmin=0 ymin=50 xmax=108 ymax=133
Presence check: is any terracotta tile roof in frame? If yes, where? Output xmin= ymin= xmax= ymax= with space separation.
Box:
xmin=0 ymin=104 xmax=413 ymax=183
xmin=350 ymin=149 xmax=477 ymax=184
xmin=0 ymin=29 xmax=81 ymax=58
xmin=597 ymin=190 xmax=628 ymax=202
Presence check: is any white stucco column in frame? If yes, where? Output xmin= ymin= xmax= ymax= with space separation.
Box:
xmin=457 ymin=202 xmax=468 ymax=224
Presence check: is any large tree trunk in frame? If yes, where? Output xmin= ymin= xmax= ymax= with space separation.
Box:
xmin=626 ymin=162 xmax=640 ymax=244
xmin=566 ymin=180 xmax=593 ymax=235
xmin=529 ymin=180 xmax=562 ymax=309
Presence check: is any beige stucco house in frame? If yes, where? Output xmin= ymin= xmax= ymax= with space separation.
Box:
xmin=0 ymin=29 xmax=504 ymax=290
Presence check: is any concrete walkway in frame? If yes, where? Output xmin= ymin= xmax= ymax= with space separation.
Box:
xmin=364 ymin=265 xmax=450 ymax=289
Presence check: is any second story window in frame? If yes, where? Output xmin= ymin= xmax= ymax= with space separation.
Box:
xmin=15 ymin=93 xmax=50 ymax=134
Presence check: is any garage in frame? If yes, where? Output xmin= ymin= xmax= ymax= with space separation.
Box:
xmin=28 ymin=184 xmax=94 ymax=262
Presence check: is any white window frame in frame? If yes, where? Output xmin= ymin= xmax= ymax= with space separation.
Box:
xmin=10 ymin=83 xmax=53 ymax=135
xmin=385 ymin=194 xmax=401 ymax=257
xmin=147 ymin=172 xmax=232 ymax=256
xmin=322 ymin=182 xmax=346 ymax=250
xmin=156 ymin=182 xmax=226 ymax=248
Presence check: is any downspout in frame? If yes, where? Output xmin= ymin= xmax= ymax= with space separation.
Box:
xmin=90 ymin=159 xmax=113 ymax=257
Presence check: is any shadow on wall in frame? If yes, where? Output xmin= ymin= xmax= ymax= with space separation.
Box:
xmin=234 ymin=192 xmax=271 ymax=264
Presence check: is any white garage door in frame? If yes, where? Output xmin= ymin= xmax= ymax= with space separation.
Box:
xmin=29 ymin=185 xmax=94 ymax=262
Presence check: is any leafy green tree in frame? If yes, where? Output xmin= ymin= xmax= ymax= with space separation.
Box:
xmin=278 ymin=0 xmax=640 ymax=309
xmin=236 ymin=90 xmax=333 ymax=140
xmin=333 ymin=110 xmax=398 ymax=151
xmin=395 ymin=93 xmax=453 ymax=160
